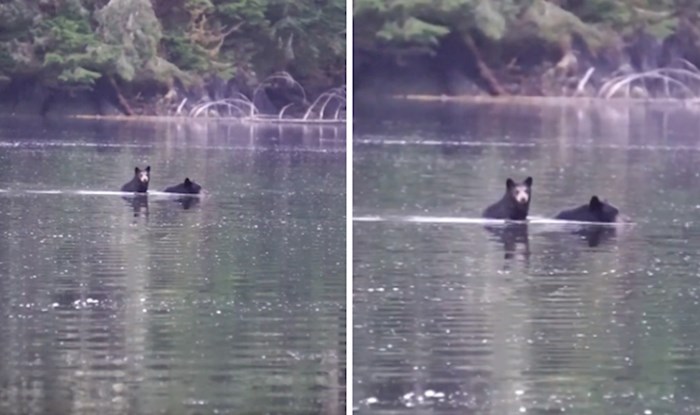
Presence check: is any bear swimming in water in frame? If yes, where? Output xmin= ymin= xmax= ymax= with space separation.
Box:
xmin=121 ymin=166 xmax=150 ymax=193
xmin=482 ymin=177 xmax=533 ymax=220
xmin=163 ymin=178 xmax=202 ymax=195
xmin=554 ymin=196 xmax=620 ymax=223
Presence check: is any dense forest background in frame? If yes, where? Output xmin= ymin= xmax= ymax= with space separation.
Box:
xmin=0 ymin=0 xmax=346 ymax=116
xmin=354 ymin=0 xmax=700 ymax=98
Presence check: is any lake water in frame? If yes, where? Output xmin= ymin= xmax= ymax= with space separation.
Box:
xmin=0 ymin=117 xmax=346 ymax=415
xmin=353 ymin=100 xmax=700 ymax=414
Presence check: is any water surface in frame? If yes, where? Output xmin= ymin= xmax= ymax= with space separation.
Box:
xmin=354 ymin=100 xmax=700 ymax=414
xmin=0 ymin=117 xmax=346 ymax=415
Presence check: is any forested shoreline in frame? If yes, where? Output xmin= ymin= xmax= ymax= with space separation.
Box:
xmin=354 ymin=0 xmax=700 ymax=100
xmin=0 ymin=0 xmax=345 ymax=117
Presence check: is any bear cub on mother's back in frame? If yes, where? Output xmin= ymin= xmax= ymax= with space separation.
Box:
xmin=555 ymin=196 xmax=619 ymax=223
xmin=482 ymin=177 xmax=533 ymax=220
xmin=121 ymin=166 xmax=150 ymax=193
xmin=163 ymin=178 xmax=202 ymax=195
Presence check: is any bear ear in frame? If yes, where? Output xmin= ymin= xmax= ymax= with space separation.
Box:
xmin=506 ymin=178 xmax=515 ymax=189
xmin=145 ymin=166 xmax=151 ymax=172
xmin=524 ymin=177 xmax=533 ymax=187
xmin=184 ymin=178 xmax=191 ymax=184
xmin=589 ymin=196 xmax=602 ymax=211
xmin=134 ymin=167 xmax=140 ymax=174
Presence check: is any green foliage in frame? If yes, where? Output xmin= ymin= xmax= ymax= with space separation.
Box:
xmin=216 ymin=0 xmax=267 ymax=24
xmin=266 ymin=0 xmax=346 ymax=80
xmin=41 ymin=15 xmax=98 ymax=54
xmin=518 ymin=0 xmax=607 ymax=48
xmin=150 ymin=0 xmax=346 ymax=87
xmin=37 ymin=13 xmax=103 ymax=88
xmin=470 ymin=1 xmax=513 ymax=40
xmin=0 ymin=2 xmax=37 ymax=41
xmin=355 ymin=0 xmax=686 ymax=66
xmin=568 ymin=0 xmax=631 ymax=25
xmin=57 ymin=66 xmax=102 ymax=85
xmin=563 ymin=0 xmax=680 ymax=39
xmin=0 ymin=0 xmax=345 ymax=97
xmin=162 ymin=35 xmax=213 ymax=72
xmin=376 ymin=17 xmax=449 ymax=46
xmin=95 ymin=0 xmax=163 ymax=81
xmin=647 ymin=17 xmax=678 ymax=39
xmin=354 ymin=0 xmax=522 ymax=53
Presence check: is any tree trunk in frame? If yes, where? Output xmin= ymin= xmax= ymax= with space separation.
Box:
xmin=39 ymin=92 xmax=55 ymax=117
xmin=107 ymin=76 xmax=133 ymax=116
xmin=464 ymin=34 xmax=507 ymax=96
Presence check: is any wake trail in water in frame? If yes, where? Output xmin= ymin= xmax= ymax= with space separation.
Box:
xmin=74 ymin=190 xmax=139 ymax=196
xmin=353 ymin=215 xmax=634 ymax=226
xmin=4 ymin=189 xmax=206 ymax=198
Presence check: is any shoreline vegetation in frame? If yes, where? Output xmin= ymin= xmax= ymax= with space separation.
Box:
xmin=0 ymin=0 xmax=345 ymax=122
xmin=354 ymin=0 xmax=700 ymax=102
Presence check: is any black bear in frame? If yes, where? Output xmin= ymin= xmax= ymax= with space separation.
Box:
xmin=163 ymin=178 xmax=202 ymax=195
xmin=482 ymin=177 xmax=533 ymax=220
xmin=121 ymin=166 xmax=150 ymax=193
xmin=554 ymin=196 xmax=620 ymax=223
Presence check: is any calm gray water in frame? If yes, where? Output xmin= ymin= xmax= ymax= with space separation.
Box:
xmin=354 ymin=100 xmax=700 ymax=414
xmin=0 ymin=117 xmax=346 ymax=415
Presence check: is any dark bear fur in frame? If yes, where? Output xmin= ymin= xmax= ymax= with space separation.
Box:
xmin=163 ymin=178 xmax=202 ymax=195
xmin=121 ymin=166 xmax=150 ymax=193
xmin=482 ymin=177 xmax=533 ymax=220
xmin=555 ymin=196 xmax=619 ymax=223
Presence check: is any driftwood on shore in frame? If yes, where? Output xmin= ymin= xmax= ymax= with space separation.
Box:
xmin=174 ymin=72 xmax=346 ymax=124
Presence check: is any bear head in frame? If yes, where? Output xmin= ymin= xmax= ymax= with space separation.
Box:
xmin=587 ymin=196 xmax=619 ymax=223
xmin=135 ymin=166 xmax=150 ymax=184
xmin=182 ymin=178 xmax=202 ymax=194
xmin=506 ymin=177 xmax=533 ymax=206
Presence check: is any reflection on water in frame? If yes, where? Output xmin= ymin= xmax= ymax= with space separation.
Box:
xmin=354 ymin=101 xmax=700 ymax=414
xmin=0 ymin=118 xmax=346 ymax=415
xmin=123 ymin=194 xmax=150 ymax=217
xmin=484 ymin=223 xmax=530 ymax=261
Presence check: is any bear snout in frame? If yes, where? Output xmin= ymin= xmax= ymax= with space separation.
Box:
xmin=513 ymin=188 xmax=529 ymax=204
